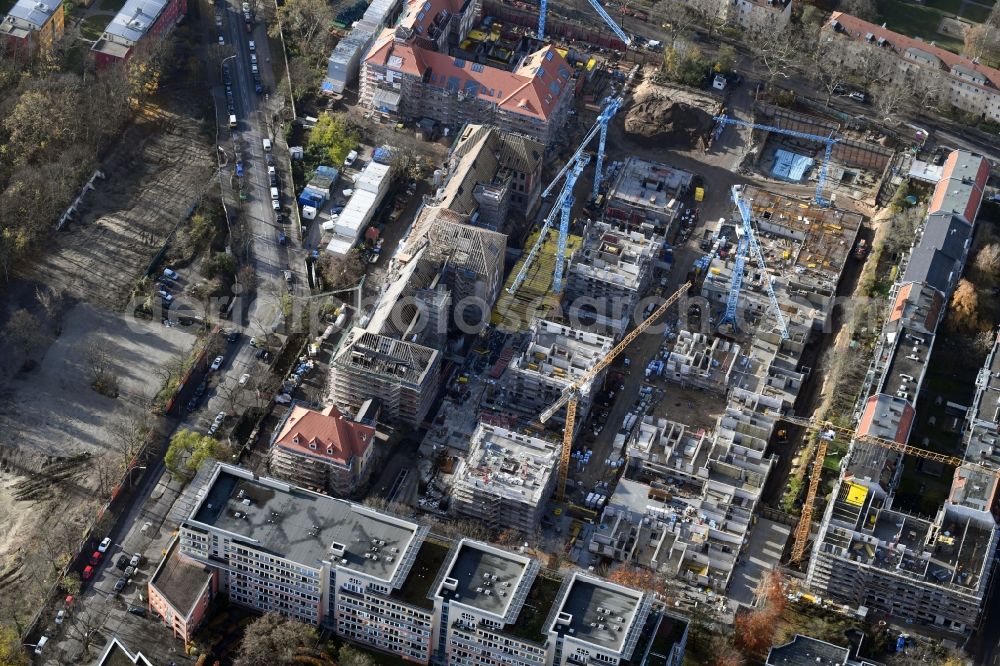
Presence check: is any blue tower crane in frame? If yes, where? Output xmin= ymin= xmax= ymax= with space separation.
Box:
xmin=713 ymin=114 xmax=838 ymax=207
xmin=730 ymin=185 xmax=789 ymax=339
xmin=553 ymin=153 xmax=590 ymax=294
xmin=717 ymin=235 xmax=748 ymax=333
xmin=507 ymin=154 xmax=590 ymax=294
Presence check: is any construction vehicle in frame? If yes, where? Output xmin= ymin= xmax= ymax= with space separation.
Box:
xmin=779 ymin=413 xmax=991 ymax=564
xmin=539 ymin=283 xmax=691 ymax=501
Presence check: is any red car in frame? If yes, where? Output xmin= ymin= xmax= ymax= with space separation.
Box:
xmin=82 ymin=566 xmax=94 ymax=580
xmin=88 ymin=551 xmax=102 ymax=566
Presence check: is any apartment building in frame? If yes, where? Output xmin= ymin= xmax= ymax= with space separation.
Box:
xmin=434 ymin=124 xmax=546 ymax=230
xmin=965 ymin=333 xmax=1000 ymax=468
xmin=431 ymin=540 xmax=671 ymax=666
xmin=173 ymin=465 xmax=686 ymax=664
xmin=450 ymin=424 xmax=558 ymax=532
xmin=94 ymin=637 xmax=153 ymax=666
xmin=826 ymin=12 xmax=1000 ymax=122
xmin=268 ymin=403 xmax=378 ymax=497
xmin=627 ymin=417 xmax=711 ymax=488
xmin=329 ymin=328 xmax=441 ymax=427
xmin=663 ymin=331 xmax=741 ymax=394
xmin=563 ymin=220 xmax=662 ymax=335
xmin=504 ymin=319 xmax=613 ymax=426
xmin=148 ymin=537 xmax=216 ymax=644
xmin=0 ymin=0 xmax=63 ymax=56
xmin=178 ymin=463 xmax=436 ymax=662
xmin=605 ymin=158 xmax=692 ymax=231
xmin=723 ymin=0 xmax=791 ymax=34
xmin=806 ymin=151 xmax=998 ymax=635
xmin=91 ymin=0 xmax=186 ymax=68
xmin=766 ymin=634 xmax=879 ymax=666
xmin=360 ymin=0 xmax=574 ymax=144
xmin=322 ymin=0 xmax=401 ymax=94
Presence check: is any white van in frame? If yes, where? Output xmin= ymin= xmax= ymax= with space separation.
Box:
xmin=344 ymin=149 xmax=358 ymax=167
xmin=228 ymin=114 xmax=237 ymax=129
xmin=262 ymin=138 xmax=272 ymax=152
xmin=35 ymin=636 xmax=48 ymax=654
xmin=270 ymin=186 xmax=279 ymax=201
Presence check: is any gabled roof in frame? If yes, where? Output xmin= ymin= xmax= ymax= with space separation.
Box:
xmin=929 ymin=150 xmax=990 ymax=222
xmin=921 ymin=212 xmax=971 ymax=261
xmin=274 ymin=404 xmax=375 ymax=465
xmin=828 ymin=12 xmax=1000 ymax=92
xmin=888 ymin=282 xmax=944 ymax=334
xmin=365 ymin=31 xmax=571 ymax=121
xmin=857 ymin=394 xmax=915 ymax=445
xmin=902 ymin=246 xmax=959 ymax=293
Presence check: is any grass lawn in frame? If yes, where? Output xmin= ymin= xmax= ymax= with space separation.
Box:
xmin=876 ymin=0 xmax=966 ymax=53
xmin=960 ymin=2 xmax=993 ymax=22
xmin=98 ymin=0 xmax=127 ymax=11
xmin=80 ymin=13 xmax=110 ymax=40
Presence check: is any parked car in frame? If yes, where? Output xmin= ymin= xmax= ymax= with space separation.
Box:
xmin=116 ymin=554 xmax=128 ymax=571
xmin=127 ymin=606 xmax=147 ymax=618
xmin=55 ymin=610 xmax=66 ymax=625
xmin=82 ymin=566 xmax=94 ymax=580
xmin=157 ymin=290 xmax=173 ymax=302
xmin=210 ymin=355 xmax=224 ymax=371
xmin=248 ymin=39 xmax=256 ymax=51
xmin=227 ymin=330 xmax=240 ymax=344
xmin=217 ymin=34 xmax=224 ymax=45
xmin=129 ymin=553 xmax=141 ymax=568
xmin=186 ymin=397 xmax=200 ymax=413
xmin=848 ymin=91 xmax=868 ymax=103
xmin=113 ymin=578 xmax=127 ymax=593
xmin=89 ymin=551 xmax=102 ymax=566
xmin=124 ymin=565 xmax=135 ymax=578
xmin=239 ymin=373 xmax=251 ymax=386
xmin=162 ymin=268 xmax=179 ymax=281
xmin=98 ymin=537 xmax=112 ymax=553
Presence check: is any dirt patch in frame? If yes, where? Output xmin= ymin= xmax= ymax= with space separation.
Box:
xmin=24 ymin=100 xmax=214 ymax=311
xmin=622 ymin=78 xmax=719 ymax=151
xmin=0 ymin=302 xmax=197 ymax=626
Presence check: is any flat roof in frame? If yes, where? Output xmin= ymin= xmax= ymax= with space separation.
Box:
xmin=2 ymin=0 xmax=62 ymax=31
xmin=766 ymin=634 xmax=850 ymax=665
xmin=436 ymin=540 xmax=536 ymax=620
xmin=567 ymin=220 xmax=659 ymax=293
xmin=455 ymin=424 xmax=557 ymax=506
xmin=510 ymin=319 xmax=613 ymax=386
xmin=150 ymin=538 xmax=213 ymax=620
xmin=607 ymin=157 xmax=692 ymax=215
xmin=93 ymin=0 xmax=169 ymax=53
xmin=549 ymin=573 xmax=646 ymax=653
xmin=188 ymin=465 xmax=422 ymax=584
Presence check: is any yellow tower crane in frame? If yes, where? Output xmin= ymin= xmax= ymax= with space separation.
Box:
xmin=780 ymin=414 xmax=989 ymax=564
xmin=539 ymin=282 xmax=691 ymax=502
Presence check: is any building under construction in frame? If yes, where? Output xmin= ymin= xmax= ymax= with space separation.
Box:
xmin=504 ymin=318 xmax=612 ymax=427
xmin=450 ymin=423 xmax=558 ymax=532
xmin=604 ymin=157 xmax=693 ymax=231
xmin=563 ymin=219 xmax=662 ymax=335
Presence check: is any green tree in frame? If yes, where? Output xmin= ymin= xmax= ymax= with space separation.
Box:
xmin=189 ymin=212 xmax=217 ymax=248
xmin=165 ymin=429 xmax=228 ymax=479
xmin=306 ymin=114 xmax=360 ymax=167
xmin=0 ymin=624 xmax=28 ymax=666
xmin=204 ymin=253 xmax=237 ymax=279
xmin=715 ymin=44 xmax=737 ymax=75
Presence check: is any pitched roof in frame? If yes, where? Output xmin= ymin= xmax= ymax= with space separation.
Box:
xmin=364 ymin=31 xmax=572 ymax=121
xmin=857 ymin=394 xmax=915 ymax=445
xmin=902 ymin=246 xmax=959 ymax=293
xmin=888 ymin=281 xmax=944 ymax=333
xmin=2 ymin=0 xmax=62 ymax=31
xmin=921 ymin=212 xmax=971 ymax=260
xmin=929 ymin=150 xmax=990 ymax=222
xmin=274 ymin=405 xmax=375 ymax=465
xmin=828 ymin=12 xmax=1000 ymax=92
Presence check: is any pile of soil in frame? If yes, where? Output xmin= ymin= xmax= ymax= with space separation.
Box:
xmin=623 ymin=93 xmax=714 ymax=150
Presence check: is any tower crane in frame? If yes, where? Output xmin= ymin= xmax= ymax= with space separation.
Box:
xmin=510 ymin=97 xmax=622 ymax=295
xmin=508 ymin=153 xmax=589 ymax=295
xmin=778 ymin=413 xmax=993 ymax=564
xmin=540 ymin=282 xmax=691 ymax=501
xmin=538 ymin=0 xmax=631 ymax=46
xmin=722 ymin=185 xmax=789 ymax=339
xmin=713 ymin=115 xmax=838 ymax=207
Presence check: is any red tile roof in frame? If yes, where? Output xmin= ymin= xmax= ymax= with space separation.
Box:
xmin=365 ymin=31 xmax=572 ymax=121
xmin=888 ymin=282 xmax=944 ymax=331
xmin=928 ymin=151 xmax=991 ymax=222
xmin=857 ymin=394 xmax=915 ymax=445
xmin=274 ymin=405 xmax=375 ymax=466
xmin=828 ymin=12 xmax=1000 ymax=92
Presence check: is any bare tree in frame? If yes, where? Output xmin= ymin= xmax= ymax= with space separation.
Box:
xmin=649 ymin=1 xmax=701 ymax=49
xmin=873 ymin=80 xmax=911 ymax=123
xmin=845 ymin=41 xmax=895 ymax=90
xmin=754 ymin=30 xmax=800 ymax=88
xmin=4 ymin=308 xmax=45 ymax=360
xmin=85 ymin=342 xmax=120 ymax=398
xmin=108 ymin=407 xmax=154 ymax=470
xmin=807 ymin=37 xmax=849 ymax=106
xmin=66 ymin=602 xmax=108 ymax=654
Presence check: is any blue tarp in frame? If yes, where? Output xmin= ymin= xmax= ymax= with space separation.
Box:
xmin=772 ymin=149 xmax=814 ymax=182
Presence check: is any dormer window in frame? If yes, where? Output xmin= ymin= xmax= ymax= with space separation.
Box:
xmin=292 ymin=435 xmax=300 ymax=445
xmin=309 ymin=442 xmax=316 ymax=450
xmin=327 ymin=447 xmax=334 ymax=455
